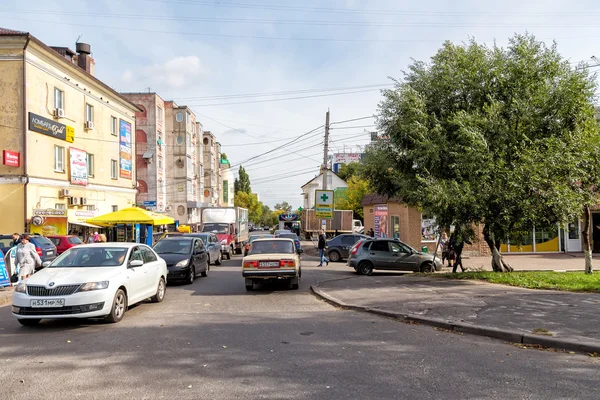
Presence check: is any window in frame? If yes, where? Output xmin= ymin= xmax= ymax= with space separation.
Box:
xmin=129 ymin=248 xmax=143 ymax=263
xmin=194 ymin=240 xmax=202 ymax=254
xmin=112 ymin=205 xmax=118 ymax=212
xmin=111 ymin=159 xmax=118 ymax=179
xmin=55 ymin=203 xmax=66 ymax=210
xmin=390 ymin=242 xmax=410 ymax=253
xmin=111 ymin=116 xmax=118 ymax=136
xmin=186 ymin=111 xmax=191 ymax=124
xmin=158 ymin=156 xmax=163 ymax=169
xmin=341 ymin=235 xmax=358 ymax=246
xmin=54 ymin=88 xmax=64 ymax=110
xmin=370 ymin=241 xmax=389 ymax=252
xmin=157 ymin=106 xmax=163 ymax=123
xmin=54 ymin=145 xmax=65 ymax=172
xmin=140 ymin=246 xmax=158 ymax=263
xmin=86 ymin=103 xmax=94 ymax=123
xmin=87 ymin=153 xmax=95 ymax=177
xmin=86 ymin=205 xmax=95 ymax=211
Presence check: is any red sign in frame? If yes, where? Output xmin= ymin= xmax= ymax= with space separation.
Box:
xmin=2 ymin=150 xmax=20 ymax=167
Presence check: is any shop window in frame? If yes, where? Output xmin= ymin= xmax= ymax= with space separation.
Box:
xmin=568 ymin=219 xmax=580 ymax=239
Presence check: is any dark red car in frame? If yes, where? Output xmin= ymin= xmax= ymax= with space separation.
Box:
xmin=46 ymin=235 xmax=83 ymax=255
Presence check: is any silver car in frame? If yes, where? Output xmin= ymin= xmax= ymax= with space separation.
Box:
xmin=184 ymin=233 xmax=223 ymax=265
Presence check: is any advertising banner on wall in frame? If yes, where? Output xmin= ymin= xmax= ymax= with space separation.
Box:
xmin=421 ymin=217 xmax=438 ymax=242
xmin=30 ymin=209 xmax=68 ymax=236
xmin=374 ymin=205 xmax=388 ymax=238
xmin=333 ymin=153 xmax=363 ymax=164
xmin=28 ymin=112 xmax=67 ymax=141
xmin=69 ymin=147 xmax=88 ymax=186
xmin=119 ymin=119 xmax=132 ymax=179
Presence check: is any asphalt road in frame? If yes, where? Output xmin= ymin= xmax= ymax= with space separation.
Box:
xmin=0 ymin=253 xmax=598 ymax=399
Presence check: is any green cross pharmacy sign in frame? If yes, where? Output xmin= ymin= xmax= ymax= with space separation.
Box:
xmin=315 ymin=190 xmax=334 ymax=219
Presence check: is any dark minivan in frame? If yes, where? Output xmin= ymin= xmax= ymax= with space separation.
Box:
xmin=326 ymin=234 xmax=369 ymax=262
xmin=153 ymin=237 xmax=209 ymax=285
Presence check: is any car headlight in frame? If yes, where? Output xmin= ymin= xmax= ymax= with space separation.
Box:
xmin=15 ymin=282 xmax=27 ymax=293
xmin=78 ymin=281 xmax=109 ymax=292
xmin=221 ymin=239 xmax=227 ymax=245
xmin=176 ymin=259 xmax=189 ymax=267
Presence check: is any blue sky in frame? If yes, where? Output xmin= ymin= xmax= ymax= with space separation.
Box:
xmin=1 ymin=0 xmax=599 ymax=208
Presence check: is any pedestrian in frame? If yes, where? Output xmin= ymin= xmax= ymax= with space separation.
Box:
xmin=87 ymin=233 xmax=95 ymax=244
xmin=451 ymin=231 xmax=472 ymax=273
xmin=99 ymin=233 xmax=107 ymax=242
xmin=15 ymin=234 xmax=42 ymax=280
xmin=93 ymin=231 xmax=100 ymax=243
xmin=439 ymin=232 xmax=449 ymax=266
xmin=11 ymin=232 xmax=21 ymax=248
xmin=317 ymin=229 xmax=329 ymax=267
xmin=368 ymin=228 xmax=375 ymax=237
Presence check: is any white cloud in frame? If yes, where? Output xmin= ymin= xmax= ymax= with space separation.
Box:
xmin=123 ymin=56 xmax=206 ymax=88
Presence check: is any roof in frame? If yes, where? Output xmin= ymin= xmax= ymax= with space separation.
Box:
xmin=0 ymin=27 xmax=141 ymax=113
xmin=361 ymin=194 xmax=403 ymax=207
xmin=300 ymin=169 xmax=345 ymax=189
xmin=81 ymin=243 xmax=143 ymax=248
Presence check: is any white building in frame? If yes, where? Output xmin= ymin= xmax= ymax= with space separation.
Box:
xmin=301 ymin=170 xmax=347 ymax=210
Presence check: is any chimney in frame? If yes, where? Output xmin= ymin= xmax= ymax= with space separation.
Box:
xmin=75 ymin=42 xmax=94 ymax=75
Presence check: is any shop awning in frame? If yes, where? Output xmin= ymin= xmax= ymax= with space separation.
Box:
xmin=86 ymin=206 xmax=175 ymax=227
xmin=69 ymin=221 xmax=102 ymax=229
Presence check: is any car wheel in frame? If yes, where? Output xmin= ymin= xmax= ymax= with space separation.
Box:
xmin=151 ymin=278 xmax=166 ymax=303
xmin=420 ymin=262 xmax=435 ymax=273
xmin=201 ymin=265 xmax=208 ymax=277
xmin=207 ymin=255 xmax=211 ymax=265
xmin=188 ymin=266 xmax=196 ymax=284
xmin=290 ymin=276 xmax=299 ymax=290
xmin=328 ymin=250 xmax=341 ymax=263
xmin=18 ymin=318 xmax=41 ymax=326
xmin=245 ymin=278 xmax=254 ymax=291
xmin=216 ymin=253 xmax=222 ymax=265
xmin=105 ymin=289 xmax=127 ymax=323
xmin=225 ymin=250 xmax=231 ymax=260
xmin=358 ymin=261 xmax=374 ymax=276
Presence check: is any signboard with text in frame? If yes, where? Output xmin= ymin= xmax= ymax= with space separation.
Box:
xmin=315 ymin=190 xmax=334 ymax=219
xmin=119 ymin=119 xmax=132 ymax=179
xmin=2 ymin=150 xmax=20 ymax=167
xmin=29 ymin=112 xmax=67 ymax=141
xmin=69 ymin=147 xmax=88 ymax=186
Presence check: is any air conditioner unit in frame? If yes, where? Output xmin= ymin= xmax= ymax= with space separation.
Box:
xmin=80 ymin=197 xmax=88 ymax=205
xmin=85 ymin=121 xmax=94 ymax=130
xmin=53 ymin=108 xmax=65 ymax=118
xmin=59 ymin=189 xmax=71 ymax=198
xmin=68 ymin=197 xmax=80 ymax=206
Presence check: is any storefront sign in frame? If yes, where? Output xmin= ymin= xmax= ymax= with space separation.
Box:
xmin=28 ymin=112 xmax=67 ymax=141
xmin=67 ymin=209 xmax=98 ymax=223
xmin=33 ymin=209 xmax=67 ymax=216
xmin=315 ymin=190 xmax=334 ymax=219
xmin=31 ymin=209 xmax=67 ymax=236
xmin=374 ymin=205 xmax=388 ymax=238
xmin=0 ymin=250 xmax=10 ymax=288
xmin=66 ymin=126 xmax=75 ymax=143
xmin=2 ymin=150 xmax=20 ymax=167
xmin=69 ymin=147 xmax=88 ymax=186
xmin=119 ymin=119 xmax=132 ymax=179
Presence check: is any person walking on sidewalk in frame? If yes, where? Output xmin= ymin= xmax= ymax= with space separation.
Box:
xmin=317 ymin=230 xmax=329 ymax=267
xmin=15 ymin=234 xmax=42 ymax=280
xmin=449 ymin=230 xmax=472 ymax=273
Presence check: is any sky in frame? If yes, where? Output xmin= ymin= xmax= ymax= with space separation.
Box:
xmin=2 ymin=0 xmax=600 ymax=208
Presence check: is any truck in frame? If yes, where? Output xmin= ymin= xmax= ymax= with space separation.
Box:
xmin=301 ymin=209 xmax=354 ymax=239
xmin=201 ymin=207 xmax=249 ymax=259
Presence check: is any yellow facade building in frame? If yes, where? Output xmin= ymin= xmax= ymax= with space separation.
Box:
xmin=0 ymin=28 xmax=140 ymax=236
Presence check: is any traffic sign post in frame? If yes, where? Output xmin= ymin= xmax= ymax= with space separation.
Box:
xmin=315 ymin=190 xmax=334 ymax=220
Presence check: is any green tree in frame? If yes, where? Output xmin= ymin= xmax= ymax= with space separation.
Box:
xmin=274 ymin=201 xmax=292 ymax=212
xmin=234 ymin=166 xmax=251 ymax=194
xmin=337 ymin=162 xmax=365 ymax=181
xmin=337 ymin=176 xmax=371 ymax=220
xmin=234 ymin=192 xmax=263 ymax=223
xmin=365 ymin=33 xmax=599 ymax=272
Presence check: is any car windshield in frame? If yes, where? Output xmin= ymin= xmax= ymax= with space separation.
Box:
xmin=154 ymin=240 xmax=193 ymax=254
xmin=193 ymin=234 xmax=209 ymax=244
xmin=202 ymin=223 xmax=229 ymax=234
xmin=249 ymin=240 xmax=294 ymax=255
xmin=277 ymin=233 xmax=298 ymax=240
xmin=50 ymin=247 xmax=128 ymax=267
xmin=249 ymin=235 xmax=273 ymax=243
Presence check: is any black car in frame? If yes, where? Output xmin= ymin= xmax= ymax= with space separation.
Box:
xmin=0 ymin=233 xmax=57 ymax=269
xmin=327 ymin=234 xmax=369 ymax=262
xmin=153 ymin=237 xmax=209 ymax=285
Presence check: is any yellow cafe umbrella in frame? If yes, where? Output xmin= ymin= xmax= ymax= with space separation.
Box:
xmin=86 ymin=206 xmax=175 ymax=227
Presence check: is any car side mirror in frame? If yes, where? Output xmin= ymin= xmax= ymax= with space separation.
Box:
xmin=41 ymin=261 xmax=51 ymax=268
xmin=129 ymin=259 xmax=144 ymax=268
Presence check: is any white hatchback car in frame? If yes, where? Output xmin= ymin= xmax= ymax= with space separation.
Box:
xmin=12 ymin=243 xmax=168 ymax=326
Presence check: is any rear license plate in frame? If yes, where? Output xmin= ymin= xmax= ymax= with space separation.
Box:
xmin=259 ymin=261 xmax=279 ymax=268
xmin=47 ymin=251 xmax=54 ymax=256
xmin=31 ymin=299 xmax=64 ymax=308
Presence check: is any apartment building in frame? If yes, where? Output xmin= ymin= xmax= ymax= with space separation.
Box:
xmin=164 ymin=101 xmax=204 ymax=229
xmin=202 ymin=130 xmax=222 ymax=207
xmin=0 ymin=28 xmax=139 ymax=235
xmin=121 ymin=92 xmax=167 ymax=213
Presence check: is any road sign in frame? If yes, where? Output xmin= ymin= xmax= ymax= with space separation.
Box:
xmin=315 ymin=190 xmax=334 ymax=219
xmin=143 ymin=201 xmax=157 ymax=207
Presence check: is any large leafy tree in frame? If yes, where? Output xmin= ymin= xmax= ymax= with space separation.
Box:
xmin=234 ymin=192 xmax=263 ymax=223
xmin=337 ymin=163 xmax=364 ymax=181
xmin=337 ymin=176 xmax=371 ymax=220
xmin=364 ymin=33 xmax=599 ymax=272
xmin=234 ymin=166 xmax=252 ymax=194
xmin=274 ymin=201 xmax=293 ymax=212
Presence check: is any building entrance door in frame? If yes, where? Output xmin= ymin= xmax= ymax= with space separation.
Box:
xmin=565 ymin=218 xmax=582 ymax=252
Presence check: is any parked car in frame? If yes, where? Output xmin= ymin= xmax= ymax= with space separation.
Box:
xmin=242 ymin=238 xmax=303 ymax=291
xmin=11 ymin=243 xmax=167 ymax=326
xmin=153 ymin=237 xmax=209 ymax=284
xmin=47 ymin=235 xmax=83 ymax=255
xmin=347 ymin=238 xmax=443 ymax=275
xmin=182 ymin=233 xmax=222 ymax=265
xmin=326 ymin=234 xmax=369 ymax=262
xmin=274 ymin=232 xmax=301 ymax=252
xmin=244 ymin=234 xmax=274 ymax=256
xmin=263 ymin=226 xmax=270 ymax=231
xmin=0 ymin=233 xmax=57 ymax=269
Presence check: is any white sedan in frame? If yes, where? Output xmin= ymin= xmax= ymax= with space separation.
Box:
xmin=12 ymin=243 xmax=168 ymax=326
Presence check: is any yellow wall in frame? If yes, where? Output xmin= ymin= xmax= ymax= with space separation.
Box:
xmin=0 ymin=46 xmax=25 ymax=176
xmin=0 ymin=184 xmax=25 ymax=233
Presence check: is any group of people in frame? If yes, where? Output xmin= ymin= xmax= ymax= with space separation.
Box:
xmin=86 ymin=231 xmax=107 ymax=244
xmin=439 ymin=231 xmax=471 ymax=273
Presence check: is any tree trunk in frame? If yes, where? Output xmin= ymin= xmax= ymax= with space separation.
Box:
xmin=483 ymin=222 xmax=513 ymax=272
xmin=582 ymin=204 xmax=593 ymax=274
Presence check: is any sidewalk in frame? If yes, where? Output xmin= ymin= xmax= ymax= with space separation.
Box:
xmin=311 ymin=273 xmax=600 ymax=354
xmin=0 ymin=286 xmax=13 ymax=305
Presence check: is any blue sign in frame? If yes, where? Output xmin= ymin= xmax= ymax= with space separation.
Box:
xmin=143 ymin=201 xmax=157 ymax=207
xmin=0 ymin=250 xmax=11 ymax=288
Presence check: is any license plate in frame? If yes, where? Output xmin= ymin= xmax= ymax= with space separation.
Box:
xmin=259 ymin=261 xmax=279 ymax=268
xmin=47 ymin=251 xmax=54 ymax=256
xmin=31 ymin=299 xmax=64 ymax=308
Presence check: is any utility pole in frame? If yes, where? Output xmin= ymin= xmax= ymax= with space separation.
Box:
xmin=322 ymin=110 xmax=330 ymax=190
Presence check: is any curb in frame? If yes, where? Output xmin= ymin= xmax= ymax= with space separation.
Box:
xmin=310 ymin=284 xmax=600 ymax=355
